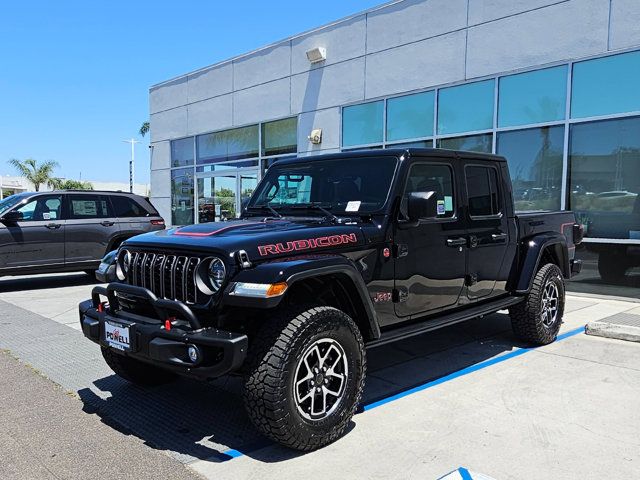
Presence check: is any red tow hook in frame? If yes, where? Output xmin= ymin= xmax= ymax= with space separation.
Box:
xmin=97 ymin=302 xmax=108 ymax=313
xmin=164 ymin=317 xmax=176 ymax=331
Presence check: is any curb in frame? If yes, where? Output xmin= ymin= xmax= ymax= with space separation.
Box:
xmin=585 ymin=322 xmax=640 ymax=343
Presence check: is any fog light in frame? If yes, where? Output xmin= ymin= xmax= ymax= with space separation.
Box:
xmin=187 ymin=345 xmax=200 ymax=363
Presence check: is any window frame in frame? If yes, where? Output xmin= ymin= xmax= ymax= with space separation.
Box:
xmin=66 ymin=194 xmax=111 ymax=220
xmin=464 ymin=163 xmax=503 ymax=221
xmin=13 ymin=194 xmax=65 ymax=222
xmin=399 ymin=160 xmax=459 ymax=224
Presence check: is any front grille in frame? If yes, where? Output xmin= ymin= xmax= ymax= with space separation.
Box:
xmin=126 ymin=251 xmax=202 ymax=304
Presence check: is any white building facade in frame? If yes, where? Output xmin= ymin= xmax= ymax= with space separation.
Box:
xmin=148 ymin=0 xmax=640 ymax=247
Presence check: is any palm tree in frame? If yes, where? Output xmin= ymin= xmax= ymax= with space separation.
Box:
xmin=49 ymin=178 xmax=93 ymax=190
xmin=139 ymin=121 xmax=150 ymax=137
xmin=8 ymin=158 xmax=59 ymax=191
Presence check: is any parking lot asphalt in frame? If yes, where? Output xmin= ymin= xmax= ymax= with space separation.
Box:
xmin=1 ymin=273 xmax=639 ymax=480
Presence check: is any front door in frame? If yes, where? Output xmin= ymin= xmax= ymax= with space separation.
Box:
xmin=462 ymin=163 xmax=510 ymax=300
xmin=197 ymin=169 xmax=259 ymax=223
xmin=0 ymin=194 xmax=65 ymax=270
xmin=393 ymin=160 xmax=467 ymax=320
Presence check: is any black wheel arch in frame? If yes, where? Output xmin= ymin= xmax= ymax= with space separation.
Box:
xmin=511 ymin=232 xmax=570 ymax=294
xmin=222 ymin=257 xmax=381 ymax=341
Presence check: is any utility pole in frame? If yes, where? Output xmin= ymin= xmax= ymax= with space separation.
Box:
xmin=123 ymin=138 xmax=140 ymax=193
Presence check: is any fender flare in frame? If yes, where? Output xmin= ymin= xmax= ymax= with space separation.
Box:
xmin=222 ymin=258 xmax=381 ymax=340
xmin=513 ymin=232 xmax=569 ymax=294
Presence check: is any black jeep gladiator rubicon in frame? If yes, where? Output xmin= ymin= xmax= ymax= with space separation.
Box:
xmin=79 ymin=148 xmax=582 ymax=451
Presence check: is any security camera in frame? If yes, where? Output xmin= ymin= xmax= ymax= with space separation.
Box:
xmin=308 ymin=129 xmax=322 ymax=145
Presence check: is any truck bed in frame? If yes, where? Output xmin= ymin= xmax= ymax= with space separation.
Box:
xmin=516 ymin=211 xmax=578 ymax=243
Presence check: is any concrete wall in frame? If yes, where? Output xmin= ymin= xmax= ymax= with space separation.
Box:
xmin=149 ymin=0 xmax=640 ymax=223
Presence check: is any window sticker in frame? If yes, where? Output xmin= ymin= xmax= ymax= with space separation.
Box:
xmin=345 ymin=201 xmax=361 ymax=212
xmin=437 ymin=200 xmax=446 ymax=215
xmin=444 ymin=196 xmax=453 ymax=212
xmin=43 ymin=212 xmax=51 ymax=220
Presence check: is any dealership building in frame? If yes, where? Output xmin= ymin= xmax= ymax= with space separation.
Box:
xmin=148 ymin=0 xmax=640 ymax=287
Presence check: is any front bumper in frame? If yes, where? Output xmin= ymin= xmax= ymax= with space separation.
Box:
xmin=79 ymin=283 xmax=248 ymax=380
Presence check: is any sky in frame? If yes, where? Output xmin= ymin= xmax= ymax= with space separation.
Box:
xmin=0 ymin=0 xmax=382 ymax=185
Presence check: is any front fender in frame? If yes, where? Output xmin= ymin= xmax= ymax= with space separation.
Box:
xmin=513 ymin=233 xmax=569 ymax=294
xmin=222 ymin=255 xmax=380 ymax=339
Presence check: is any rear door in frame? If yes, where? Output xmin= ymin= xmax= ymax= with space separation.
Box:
xmin=0 ymin=194 xmax=65 ymax=269
xmin=110 ymin=194 xmax=162 ymax=237
xmin=393 ymin=158 xmax=467 ymax=320
xmin=462 ymin=162 xmax=510 ymax=300
xmin=65 ymin=193 xmax=119 ymax=263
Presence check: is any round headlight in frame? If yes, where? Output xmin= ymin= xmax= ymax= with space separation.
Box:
xmin=116 ymin=249 xmax=131 ymax=281
xmin=208 ymin=257 xmax=226 ymax=292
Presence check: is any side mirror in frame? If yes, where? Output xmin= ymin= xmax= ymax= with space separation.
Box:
xmin=407 ymin=191 xmax=438 ymax=222
xmin=0 ymin=210 xmax=23 ymax=223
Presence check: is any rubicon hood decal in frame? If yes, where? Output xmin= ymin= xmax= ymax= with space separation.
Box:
xmin=258 ymin=233 xmax=358 ymax=256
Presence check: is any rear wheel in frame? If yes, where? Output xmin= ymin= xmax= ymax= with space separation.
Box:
xmin=509 ymin=263 xmax=565 ymax=345
xmin=101 ymin=347 xmax=176 ymax=386
xmin=243 ymin=305 xmax=366 ymax=451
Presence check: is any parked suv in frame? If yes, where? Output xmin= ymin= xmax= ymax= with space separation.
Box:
xmin=80 ymin=149 xmax=582 ymax=451
xmin=0 ymin=190 xmax=164 ymax=278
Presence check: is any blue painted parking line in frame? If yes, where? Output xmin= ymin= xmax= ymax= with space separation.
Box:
xmin=219 ymin=325 xmax=585 ymax=460
xmin=363 ymin=325 xmax=585 ymax=411
xmin=458 ymin=467 xmax=474 ymax=480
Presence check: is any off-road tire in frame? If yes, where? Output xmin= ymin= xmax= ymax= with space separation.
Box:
xmin=101 ymin=347 xmax=176 ymax=386
xmin=598 ymin=250 xmax=628 ymax=283
xmin=509 ymin=263 xmax=565 ymax=345
xmin=243 ymin=305 xmax=366 ymax=451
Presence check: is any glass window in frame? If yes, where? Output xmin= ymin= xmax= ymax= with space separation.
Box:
xmin=497 ymin=126 xmax=564 ymax=211
xmin=0 ymin=193 xmax=29 ymax=216
xmin=403 ymin=164 xmax=455 ymax=219
xmin=498 ymin=66 xmax=567 ymax=127
xmin=198 ymin=175 xmax=237 ymax=223
xmin=68 ymin=195 xmax=110 ymax=219
xmin=569 ymin=116 xmax=640 ymax=239
xmin=437 ymin=80 xmax=494 ymax=135
xmin=249 ymin=156 xmax=397 ymax=213
xmin=571 ymin=50 xmax=640 ymax=119
xmin=171 ymin=168 xmax=194 ymax=226
xmin=466 ymin=166 xmax=500 ymax=217
xmin=342 ymin=101 xmax=384 ymax=147
xmin=197 ymin=125 xmax=259 ymax=165
xmin=386 ymin=91 xmax=434 ymax=142
xmin=437 ymin=133 xmax=493 ymax=153
xmin=387 ymin=140 xmax=432 ymax=149
xmin=170 ymin=137 xmax=194 ymax=167
xmin=16 ymin=195 xmax=63 ymax=221
xmin=262 ymin=117 xmax=297 ymax=156
xmin=111 ymin=196 xmax=149 ymax=218
xmin=196 ymin=160 xmax=259 ymax=173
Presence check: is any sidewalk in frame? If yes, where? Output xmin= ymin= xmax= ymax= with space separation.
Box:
xmin=0 ymin=350 xmax=201 ymax=480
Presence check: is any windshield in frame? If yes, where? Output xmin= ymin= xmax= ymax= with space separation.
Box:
xmin=248 ymin=156 xmax=398 ymax=214
xmin=0 ymin=193 xmax=29 ymax=216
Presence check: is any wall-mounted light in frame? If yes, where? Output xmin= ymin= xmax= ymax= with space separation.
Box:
xmin=306 ymin=47 xmax=327 ymax=64
xmin=308 ymin=129 xmax=323 ymax=145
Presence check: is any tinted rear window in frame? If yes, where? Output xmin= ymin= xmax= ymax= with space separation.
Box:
xmin=110 ymin=196 xmax=156 ymax=218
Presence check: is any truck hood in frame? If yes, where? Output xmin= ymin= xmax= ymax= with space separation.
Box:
xmin=123 ymin=219 xmax=370 ymax=261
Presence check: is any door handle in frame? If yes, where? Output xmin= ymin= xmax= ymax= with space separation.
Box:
xmin=45 ymin=223 xmax=61 ymax=230
xmin=446 ymin=237 xmax=467 ymax=248
xmin=491 ymin=233 xmax=508 ymax=242
xmin=100 ymin=221 xmax=115 ymax=227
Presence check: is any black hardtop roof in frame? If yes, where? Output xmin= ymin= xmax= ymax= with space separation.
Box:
xmin=273 ymin=148 xmax=506 ymax=166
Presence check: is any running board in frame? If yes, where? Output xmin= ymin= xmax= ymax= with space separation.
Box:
xmin=366 ymin=296 xmax=523 ymax=349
